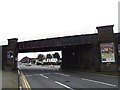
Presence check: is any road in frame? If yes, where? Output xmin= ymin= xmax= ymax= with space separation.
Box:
xmin=19 ymin=64 xmax=119 ymax=89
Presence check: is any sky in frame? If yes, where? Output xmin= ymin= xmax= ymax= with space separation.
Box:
xmin=0 ymin=0 xmax=119 ymax=45
xmin=0 ymin=0 xmax=119 ymax=60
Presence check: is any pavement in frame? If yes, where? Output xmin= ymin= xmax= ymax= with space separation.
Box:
xmin=19 ymin=64 xmax=119 ymax=89
xmin=2 ymin=70 xmax=18 ymax=89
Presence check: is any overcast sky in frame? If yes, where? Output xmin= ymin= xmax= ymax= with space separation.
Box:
xmin=0 ymin=0 xmax=119 ymax=46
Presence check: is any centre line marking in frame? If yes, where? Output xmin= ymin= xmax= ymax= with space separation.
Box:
xmin=40 ymin=74 xmax=48 ymax=79
xmin=55 ymin=73 xmax=70 ymax=77
xmin=82 ymin=78 xmax=117 ymax=87
xmin=55 ymin=81 xmax=74 ymax=90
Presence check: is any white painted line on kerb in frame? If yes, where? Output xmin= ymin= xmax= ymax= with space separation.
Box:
xmin=40 ymin=74 xmax=48 ymax=79
xmin=55 ymin=81 xmax=74 ymax=90
xmin=82 ymin=78 xmax=117 ymax=87
xmin=55 ymin=73 xmax=70 ymax=77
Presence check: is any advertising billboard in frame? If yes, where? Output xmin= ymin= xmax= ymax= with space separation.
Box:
xmin=100 ymin=43 xmax=115 ymax=63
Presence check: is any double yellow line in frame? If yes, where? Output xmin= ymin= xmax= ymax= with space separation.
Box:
xmin=18 ymin=69 xmax=31 ymax=90
xmin=22 ymin=73 xmax=31 ymax=90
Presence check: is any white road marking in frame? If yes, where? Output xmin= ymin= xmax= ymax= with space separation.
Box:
xmin=40 ymin=74 xmax=48 ymax=79
xmin=82 ymin=72 xmax=117 ymax=78
xmin=25 ymin=74 xmax=41 ymax=77
xmin=55 ymin=73 xmax=70 ymax=77
xmin=82 ymin=78 xmax=117 ymax=87
xmin=55 ymin=81 xmax=74 ymax=90
xmin=25 ymin=73 xmax=52 ymax=77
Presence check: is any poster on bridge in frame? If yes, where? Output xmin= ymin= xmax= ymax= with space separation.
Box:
xmin=100 ymin=43 xmax=115 ymax=63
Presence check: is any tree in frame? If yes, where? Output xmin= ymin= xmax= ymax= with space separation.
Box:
xmin=46 ymin=54 xmax=52 ymax=59
xmin=46 ymin=54 xmax=52 ymax=65
xmin=53 ymin=52 xmax=60 ymax=61
xmin=37 ymin=54 xmax=45 ymax=61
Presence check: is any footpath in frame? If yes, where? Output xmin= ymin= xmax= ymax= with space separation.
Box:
xmin=2 ymin=70 xmax=18 ymax=89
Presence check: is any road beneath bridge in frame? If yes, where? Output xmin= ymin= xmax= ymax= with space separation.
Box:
xmin=19 ymin=64 xmax=118 ymax=89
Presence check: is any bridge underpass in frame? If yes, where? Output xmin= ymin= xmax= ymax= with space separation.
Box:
xmin=18 ymin=43 xmax=100 ymax=71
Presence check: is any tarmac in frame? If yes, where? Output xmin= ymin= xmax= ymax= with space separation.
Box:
xmin=2 ymin=70 xmax=18 ymax=90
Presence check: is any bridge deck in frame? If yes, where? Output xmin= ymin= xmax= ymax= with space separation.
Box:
xmin=18 ymin=33 xmax=120 ymax=52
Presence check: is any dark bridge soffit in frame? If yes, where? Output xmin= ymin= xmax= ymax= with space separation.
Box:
xmin=18 ymin=33 xmax=120 ymax=52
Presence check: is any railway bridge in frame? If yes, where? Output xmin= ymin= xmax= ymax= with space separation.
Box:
xmin=2 ymin=25 xmax=120 ymax=72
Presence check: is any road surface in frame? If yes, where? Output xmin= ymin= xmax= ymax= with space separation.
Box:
xmin=19 ymin=64 xmax=119 ymax=90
